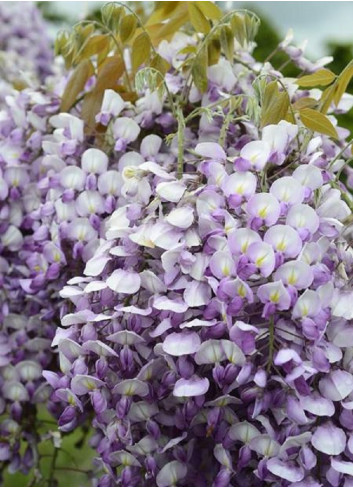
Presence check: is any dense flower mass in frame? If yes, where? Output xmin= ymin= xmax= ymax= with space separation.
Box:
xmin=1 ymin=1 xmax=353 ymax=486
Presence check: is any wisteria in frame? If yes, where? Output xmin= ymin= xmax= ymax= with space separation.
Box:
xmin=0 ymin=2 xmax=52 ymax=98
xmin=1 ymin=1 xmax=353 ymax=486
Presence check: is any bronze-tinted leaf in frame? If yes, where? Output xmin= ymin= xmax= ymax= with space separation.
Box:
xmin=131 ymin=32 xmax=151 ymax=72
xmin=146 ymin=1 xmax=181 ymax=25
xmin=297 ymin=68 xmax=336 ymax=88
xmin=188 ymin=3 xmax=211 ymax=34
xmin=148 ymin=5 xmax=189 ymax=44
xmin=76 ymin=35 xmax=110 ymax=63
xmin=60 ymin=59 xmax=95 ymax=112
xmin=82 ymin=55 xmax=124 ymax=132
xmin=299 ymin=107 xmax=338 ymax=139
xmin=191 ymin=44 xmax=208 ymax=93
xmin=260 ymin=81 xmax=290 ymax=127
xmin=120 ymin=14 xmax=137 ymax=43
xmin=208 ymin=38 xmax=221 ymax=66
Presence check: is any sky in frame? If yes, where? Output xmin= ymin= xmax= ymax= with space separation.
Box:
xmin=48 ymin=1 xmax=353 ymax=57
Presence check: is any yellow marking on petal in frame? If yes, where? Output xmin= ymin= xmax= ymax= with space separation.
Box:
xmin=277 ymin=239 xmax=287 ymax=251
xmin=124 ymin=167 xmax=137 ymax=179
xmin=270 ymin=291 xmax=280 ymax=303
xmin=68 ymin=394 xmax=76 ymax=405
xmin=85 ymin=380 xmax=97 ymax=390
xmin=236 ymin=184 xmax=244 ymax=194
xmin=287 ymin=271 xmax=297 ymax=285
xmin=250 ymin=153 xmax=260 ymax=163
xmin=241 ymin=240 xmax=249 ymax=253
xmin=301 ymin=304 xmax=309 ymax=316
xmin=281 ymin=191 xmax=290 ymax=202
xmin=222 ymin=265 xmax=230 ymax=276
xmin=238 ymin=285 xmax=246 ymax=298
xmin=34 ymin=265 xmax=41 ymax=272
xmin=255 ymin=253 xmax=268 ymax=266
xmin=216 ymin=174 xmax=223 ymax=185
xmin=54 ymin=252 xmax=61 ymax=262
xmin=258 ymin=206 xmax=269 ymax=218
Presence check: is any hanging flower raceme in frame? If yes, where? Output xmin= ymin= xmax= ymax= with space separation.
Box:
xmin=45 ymin=26 xmax=353 ymax=483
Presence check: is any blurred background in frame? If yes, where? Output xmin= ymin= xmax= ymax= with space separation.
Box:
xmin=40 ymin=1 xmax=353 ymax=57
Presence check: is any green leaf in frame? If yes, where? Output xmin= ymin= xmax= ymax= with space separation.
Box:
xmin=297 ymin=68 xmax=336 ymax=88
xmin=230 ymin=14 xmax=246 ymax=46
xmin=120 ymin=14 xmax=137 ymax=43
xmin=178 ymin=45 xmax=197 ymax=55
xmin=191 ymin=44 xmax=208 ymax=92
xmin=260 ymin=81 xmax=290 ymax=127
xmin=188 ymin=4 xmax=211 ymax=34
xmin=197 ymin=1 xmax=222 ymax=20
xmin=333 ymin=60 xmax=353 ymax=105
xmin=299 ymin=107 xmax=338 ymax=139
xmin=131 ymin=32 xmax=151 ymax=72
xmin=60 ymin=59 xmax=95 ymax=112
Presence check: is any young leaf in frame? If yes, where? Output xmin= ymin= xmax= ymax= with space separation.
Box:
xmin=299 ymin=107 xmax=338 ymax=139
xmin=297 ymin=68 xmax=336 ymax=88
xmin=101 ymin=4 xmax=124 ymax=32
xmin=120 ymin=14 xmax=137 ymax=43
xmin=188 ymin=4 xmax=211 ymax=34
xmin=150 ymin=53 xmax=170 ymax=76
xmin=131 ymin=32 xmax=151 ymax=71
xmin=60 ymin=59 xmax=95 ymax=112
xmin=220 ymin=25 xmax=234 ymax=62
xmin=191 ymin=44 xmax=208 ymax=93
xmin=76 ymin=35 xmax=110 ymax=63
xmin=333 ymin=60 xmax=353 ymax=106
xmin=260 ymin=81 xmax=290 ymax=127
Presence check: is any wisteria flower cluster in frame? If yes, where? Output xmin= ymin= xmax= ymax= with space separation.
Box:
xmin=1 ymin=1 xmax=353 ymax=486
